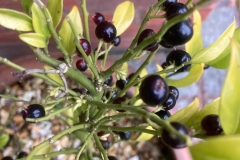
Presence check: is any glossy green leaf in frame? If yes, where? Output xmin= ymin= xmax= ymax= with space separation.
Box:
xmin=47 ymin=0 xmax=63 ymax=28
xmin=21 ymin=0 xmax=33 ymax=14
xmin=134 ymin=126 xmax=155 ymax=142
xmin=191 ymin=18 xmax=236 ymax=63
xmin=190 ymin=135 xmax=240 ymax=160
xmin=209 ymin=53 xmax=231 ymax=69
xmin=185 ymin=10 xmax=203 ymax=56
xmin=0 ymin=9 xmax=33 ymax=31
xmin=166 ymin=64 xmax=204 ymax=87
xmin=0 ymin=134 xmax=10 ymax=149
xmin=168 ymin=97 xmax=199 ymax=125
xmin=59 ymin=6 xmax=83 ymax=55
xmin=19 ymin=33 xmax=46 ymax=48
xmin=112 ymin=1 xmax=134 ymax=36
xmin=44 ymin=65 xmax=64 ymax=85
xmin=31 ymin=2 xmax=51 ymax=39
xmin=36 ymin=144 xmax=52 ymax=160
xmin=219 ymin=39 xmax=240 ymax=135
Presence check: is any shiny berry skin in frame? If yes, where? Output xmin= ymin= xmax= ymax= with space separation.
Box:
xmin=104 ymin=75 xmax=113 ymax=86
xmin=17 ymin=151 xmax=28 ymax=158
xmin=162 ymin=94 xmax=176 ymax=110
xmin=168 ymin=86 xmax=179 ymax=100
xmin=95 ymin=21 xmax=117 ymax=43
xmin=166 ymin=3 xmax=188 ymax=19
xmin=119 ymin=131 xmax=131 ymax=140
xmin=162 ymin=0 xmax=178 ymax=10
xmin=139 ymin=75 xmax=169 ymax=106
xmin=201 ymin=114 xmax=223 ymax=135
xmin=108 ymin=156 xmax=118 ymax=160
xmin=166 ymin=49 xmax=191 ymax=72
xmin=137 ymin=29 xmax=158 ymax=52
xmin=93 ymin=12 xmax=105 ymax=25
xmin=111 ymin=36 xmax=121 ymax=47
xmin=22 ymin=104 xmax=45 ymax=120
xmin=161 ymin=122 xmax=188 ymax=148
xmin=101 ymin=140 xmax=110 ymax=150
xmin=76 ymin=59 xmax=87 ymax=72
xmin=2 ymin=156 xmax=13 ymax=160
xmin=159 ymin=40 xmax=173 ymax=48
xmin=116 ymin=79 xmax=128 ymax=89
xmin=155 ymin=110 xmax=171 ymax=120
xmin=78 ymin=39 xmax=91 ymax=56
xmin=162 ymin=20 xmax=193 ymax=46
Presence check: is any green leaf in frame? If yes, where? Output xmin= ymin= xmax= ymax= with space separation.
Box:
xmin=219 ymin=39 xmax=240 ymax=135
xmin=36 ymin=144 xmax=52 ymax=160
xmin=185 ymin=10 xmax=203 ymax=56
xmin=190 ymin=135 xmax=240 ymax=160
xmin=31 ymin=2 xmax=51 ymax=39
xmin=191 ymin=18 xmax=236 ymax=63
xmin=47 ymin=0 xmax=63 ymax=28
xmin=0 ymin=134 xmax=10 ymax=149
xmin=112 ymin=1 xmax=134 ymax=36
xmin=44 ymin=65 xmax=64 ymax=85
xmin=168 ymin=97 xmax=199 ymax=125
xmin=166 ymin=64 xmax=204 ymax=87
xmin=0 ymin=9 xmax=33 ymax=31
xmin=21 ymin=0 xmax=33 ymax=14
xmin=156 ymin=64 xmax=166 ymax=78
xmin=19 ymin=33 xmax=46 ymax=48
xmin=134 ymin=126 xmax=155 ymax=142
xmin=59 ymin=6 xmax=83 ymax=55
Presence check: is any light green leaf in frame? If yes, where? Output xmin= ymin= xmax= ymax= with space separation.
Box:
xmin=190 ymin=135 xmax=240 ymax=160
xmin=191 ymin=18 xmax=236 ymax=63
xmin=166 ymin=64 xmax=204 ymax=87
xmin=19 ymin=33 xmax=46 ymax=48
xmin=0 ymin=134 xmax=10 ymax=149
xmin=36 ymin=144 xmax=52 ymax=160
xmin=139 ymin=68 xmax=148 ymax=78
xmin=156 ymin=64 xmax=166 ymax=78
xmin=134 ymin=126 xmax=155 ymax=142
xmin=185 ymin=10 xmax=203 ymax=56
xmin=219 ymin=39 xmax=240 ymax=135
xmin=21 ymin=0 xmax=33 ymax=14
xmin=121 ymin=62 xmax=129 ymax=75
xmin=31 ymin=2 xmax=51 ymax=39
xmin=168 ymin=97 xmax=199 ymax=126
xmin=112 ymin=1 xmax=134 ymax=36
xmin=0 ymin=9 xmax=33 ymax=31
xmin=59 ymin=6 xmax=83 ymax=55
xmin=44 ymin=65 xmax=64 ymax=85
xmin=47 ymin=0 xmax=63 ymax=28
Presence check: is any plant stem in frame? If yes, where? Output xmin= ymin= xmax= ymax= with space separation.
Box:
xmin=80 ymin=0 xmax=90 ymax=42
xmin=93 ymin=133 xmax=109 ymax=160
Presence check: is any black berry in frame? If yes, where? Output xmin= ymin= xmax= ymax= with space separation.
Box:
xmin=72 ymin=88 xmax=87 ymax=94
xmin=93 ymin=12 xmax=105 ymax=25
xmin=137 ymin=29 xmax=158 ymax=52
xmin=113 ymin=97 xmax=127 ymax=112
xmin=201 ymin=114 xmax=223 ymax=135
xmin=166 ymin=49 xmax=191 ymax=72
xmin=100 ymin=140 xmax=110 ymax=150
xmin=1 ymin=156 xmax=13 ymax=160
xmin=139 ymin=75 xmax=169 ymax=106
xmin=165 ymin=3 xmax=188 ymax=19
xmin=162 ymin=0 xmax=178 ymax=10
xmin=161 ymin=122 xmax=188 ymax=148
xmin=162 ymin=94 xmax=176 ymax=110
xmin=76 ymin=59 xmax=87 ymax=72
xmin=111 ymin=36 xmax=121 ymax=47
xmin=159 ymin=40 xmax=173 ymax=48
xmin=108 ymin=156 xmax=118 ymax=160
xmin=116 ymin=79 xmax=128 ymax=89
xmin=17 ymin=151 xmax=28 ymax=158
xmin=104 ymin=75 xmax=113 ymax=86
xmin=119 ymin=131 xmax=131 ymax=140
xmin=78 ymin=39 xmax=91 ymax=56
xmin=168 ymin=86 xmax=179 ymax=100
xmin=95 ymin=21 xmax=117 ymax=43
xmin=22 ymin=104 xmax=45 ymax=120
xmin=161 ymin=62 xmax=168 ymax=69
xmin=155 ymin=110 xmax=171 ymax=120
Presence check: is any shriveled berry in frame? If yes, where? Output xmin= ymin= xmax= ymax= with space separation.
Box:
xmin=162 ymin=0 xmax=178 ymax=10
xmin=166 ymin=49 xmax=191 ymax=72
xmin=22 ymin=104 xmax=45 ymax=120
xmin=116 ymin=79 xmax=128 ymax=89
xmin=137 ymin=29 xmax=158 ymax=51
xmin=17 ymin=151 xmax=28 ymax=158
xmin=2 ymin=156 xmax=13 ymax=160
xmin=104 ymin=75 xmax=113 ymax=86
xmin=155 ymin=110 xmax=171 ymax=120
xmin=162 ymin=19 xmax=193 ymax=46
xmin=111 ymin=36 xmax=121 ymax=47
xmin=93 ymin=12 xmax=105 ymax=25
xmin=166 ymin=3 xmax=188 ymax=19
xmin=78 ymin=39 xmax=91 ymax=56
xmin=168 ymin=86 xmax=179 ymax=100
xmin=139 ymin=75 xmax=169 ymax=106
xmin=95 ymin=21 xmax=117 ymax=43
xmin=76 ymin=59 xmax=87 ymax=72
xmin=201 ymin=114 xmax=223 ymax=135
xmin=162 ymin=94 xmax=176 ymax=110
xmin=101 ymin=140 xmax=110 ymax=150
xmin=108 ymin=156 xmax=118 ymax=160
xmin=161 ymin=122 xmax=188 ymax=148
xmin=119 ymin=131 xmax=131 ymax=140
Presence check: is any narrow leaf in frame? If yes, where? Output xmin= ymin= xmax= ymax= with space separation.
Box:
xmin=156 ymin=64 xmax=166 ymax=78
xmin=0 ymin=9 xmax=33 ymax=31
xmin=47 ymin=0 xmax=63 ymax=28
xmin=59 ymin=6 xmax=83 ymax=55
xmin=112 ymin=1 xmax=135 ymax=36
xmin=134 ymin=126 xmax=155 ymax=142
xmin=36 ymin=144 xmax=52 ymax=160
xmin=166 ymin=64 xmax=204 ymax=87
xmin=190 ymin=135 xmax=240 ymax=160
xmin=0 ymin=134 xmax=10 ymax=149
xmin=219 ymin=39 xmax=240 ymax=135
xmin=121 ymin=62 xmax=129 ymax=75
xmin=21 ymin=0 xmax=33 ymax=14
xmin=191 ymin=18 xmax=236 ymax=63
xmin=44 ymin=65 xmax=64 ymax=85
xmin=19 ymin=33 xmax=46 ymax=48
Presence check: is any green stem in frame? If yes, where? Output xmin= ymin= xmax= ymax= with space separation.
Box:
xmin=93 ymin=133 xmax=108 ymax=160
xmin=102 ymin=43 xmax=109 ymax=70
xmin=80 ymin=0 xmax=90 ymax=42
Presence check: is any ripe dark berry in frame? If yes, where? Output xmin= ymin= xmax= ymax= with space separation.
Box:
xmin=93 ymin=12 xmax=105 ymax=25
xmin=168 ymin=86 xmax=179 ymax=100
xmin=161 ymin=62 xmax=168 ymax=69
xmin=100 ymin=140 xmax=110 ymax=150
xmin=159 ymin=40 xmax=173 ymax=48
xmin=119 ymin=131 xmax=131 ymax=140
xmin=116 ymin=79 xmax=128 ymax=89
xmin=139 ymin=75 xmax=169 ymax=106
xmin=137 ymin=29 xmax=158 ymax=52
xmin=201 ymin=114 xmax=223 ymax=135
xmin=108 ymin=156 xmax=118 ymax=160
xmin=111 ymin=36 xmax=121 ymax=47
xmin=162 ymin=19 xmax=193 ymax=46
xmin=78 ymin=39 xmax=91 ymax=56
xmin=104 ymin=75 xmax=113 ymax=86
xmin=72 ymin=88 xmax=87 ymax=94
xmin=162 ymin=94 xmax=176 ymax=110
xmin=161 ymin=122 xmax=188 ymax=148
xmin=22 ymin=104 xmax=45 ymax=120
xmin=155 ymin=110 xmax=171 ymax=120
xmin=113 ymin=97 xmax=127 ymax=112
xmin=2 ymin=156 xmax=13 ymax=160
xmin=76 ymin=59 xmax=87 ymax=72
xmin=95 ymin=21 xmax=117 ymax=43
xmin=166 ymin=3 xmax=188 ymax=19
xmin=166 ymin=49 xmax=191 ymax=72
xmin=162 ymin=0 xmax=178 ymax=10
xmin=17 ymin=151 xmax=28 ymax=158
